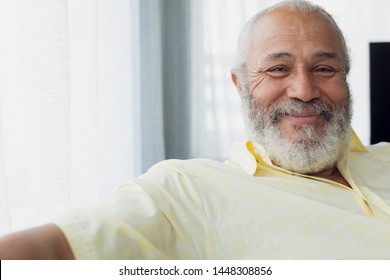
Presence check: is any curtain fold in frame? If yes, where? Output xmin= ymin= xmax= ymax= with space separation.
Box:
xmin=68 ymin=0 xmax=99 ymax=206
xmin=161 ymin=0 xmax=192 ymax=160
xmin=138 ymin=0 xmax=165 ymax=172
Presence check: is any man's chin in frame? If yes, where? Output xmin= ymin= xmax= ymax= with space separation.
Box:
xmin=270 ymin=147 xmax=337 ymax=175
xmin=279 ymin=126 xmax=326 ymax=145
xmin=259 ymin=124 xmax=346 ymax=175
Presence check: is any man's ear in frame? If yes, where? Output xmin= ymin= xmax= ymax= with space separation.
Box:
xmin=231 ymin=71 xmax=243 ymax=97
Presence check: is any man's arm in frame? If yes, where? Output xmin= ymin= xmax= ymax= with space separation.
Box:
xmin=0 ymin=224 xmax=75 ymax=260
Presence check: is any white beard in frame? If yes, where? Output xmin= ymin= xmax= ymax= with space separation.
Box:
xmin=241 ymin=88 xmax=352 ymax=175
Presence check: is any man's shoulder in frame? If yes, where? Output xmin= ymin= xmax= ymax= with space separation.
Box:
xmin=130 ymin=157 xmax=249 ymax=189
xmin=148 ymin=158 xmax=240 ymax=175
xmin=357 ymin=141 xmax=390 ymax=159
xmin=349 ymin=141 xmax=390 ymax=174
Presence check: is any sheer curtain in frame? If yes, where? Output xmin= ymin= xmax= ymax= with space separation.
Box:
xmin=0 ymin=0 xmax=166 ymax=235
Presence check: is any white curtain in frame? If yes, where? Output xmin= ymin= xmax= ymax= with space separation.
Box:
xmin=0 ymin=0 xmax=165 ymax=235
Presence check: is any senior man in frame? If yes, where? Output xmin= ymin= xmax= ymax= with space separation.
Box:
xmin=1 ymin=0 xmax=390 ymax=259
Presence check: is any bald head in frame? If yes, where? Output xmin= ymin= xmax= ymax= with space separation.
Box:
xmin=232 ymin=0 xmax=350 ymax=86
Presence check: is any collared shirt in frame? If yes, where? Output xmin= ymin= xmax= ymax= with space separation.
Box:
xmin=55 ymin=130 xmax=390 ymax=259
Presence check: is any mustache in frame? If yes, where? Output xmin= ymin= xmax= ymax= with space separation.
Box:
xmin=269 ymin=99 xmax=335 ymax=122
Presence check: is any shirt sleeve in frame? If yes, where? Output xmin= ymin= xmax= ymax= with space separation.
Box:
xmin=53 ymin=160 xmax=210 ymax=259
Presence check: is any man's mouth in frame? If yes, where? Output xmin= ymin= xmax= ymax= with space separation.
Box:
xmin=269 ymin=100 xmax=335 ymax=123
xmin=281 ymin=113 xmax=324 ymax=125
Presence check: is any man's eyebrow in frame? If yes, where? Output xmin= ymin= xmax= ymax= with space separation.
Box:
xmin=265 ymin=52 xmax=293 ymax=60
xmin=263 ymin=51 xmax=340 ymax=64
xmin=313 ymin=51 xmax=339 ymax=60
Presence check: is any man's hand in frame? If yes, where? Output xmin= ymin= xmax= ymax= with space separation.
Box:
xmin=0 ymin=224 xmax=75 ymax=260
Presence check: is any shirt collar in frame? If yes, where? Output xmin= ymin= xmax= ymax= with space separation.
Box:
xmin=230 ymin=128 xmax=368 ymax=176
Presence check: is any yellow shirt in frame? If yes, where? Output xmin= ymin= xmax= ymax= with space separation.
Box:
xmin=56 ymin=130 xmax=390 ymax=259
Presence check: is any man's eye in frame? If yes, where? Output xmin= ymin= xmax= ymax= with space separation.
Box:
xmin=267 ymin=66 xmax=289 ymax=77
xmin=269 ymin=66 xmax=288 ymax=72
xmin=314 ymin=66 xmax=336 ymax=77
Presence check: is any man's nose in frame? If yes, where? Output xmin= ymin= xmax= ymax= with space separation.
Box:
xmin=286 ymin=70 xmax=320 ymax=102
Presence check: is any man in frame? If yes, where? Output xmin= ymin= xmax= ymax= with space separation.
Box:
xmin=1 ymin=0 xmax=390 ymax=259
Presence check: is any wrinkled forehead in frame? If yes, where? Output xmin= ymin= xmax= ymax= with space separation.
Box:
xmin=251 ymin=7 xmax=340 ymax=36
xmin=246 ymin=8 xmax=343 ymax=60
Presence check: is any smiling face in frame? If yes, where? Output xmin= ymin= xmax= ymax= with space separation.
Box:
xmin=246 ymin=8 xmax=349 ymax=141
xmin=234 ymin=8 xmax=352 ymax=174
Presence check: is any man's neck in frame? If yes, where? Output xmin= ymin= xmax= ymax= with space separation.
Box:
xmin=310 ymin=167 xmax=351 ymax=188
